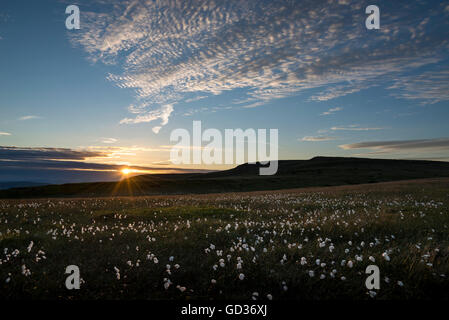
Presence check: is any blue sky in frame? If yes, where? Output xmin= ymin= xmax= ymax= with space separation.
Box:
xmin=1 ymin=0 xmax=449 ymax=183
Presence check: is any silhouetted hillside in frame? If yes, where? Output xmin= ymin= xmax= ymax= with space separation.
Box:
xmin=0 ymin=181 xmax=49 ymax=190
xmin=1 ymin=157 xmax=449 ymax=198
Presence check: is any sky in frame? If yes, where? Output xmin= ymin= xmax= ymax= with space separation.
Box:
xmin=1 ymin=0 xmax=449 ymax=184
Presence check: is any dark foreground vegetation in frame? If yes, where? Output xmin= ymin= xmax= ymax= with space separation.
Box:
xmin=1 ymin=178 xmax=448 ymax=299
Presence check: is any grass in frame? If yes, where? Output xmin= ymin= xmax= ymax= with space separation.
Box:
xmin=0 ymin=178 xmax=448 ymax=300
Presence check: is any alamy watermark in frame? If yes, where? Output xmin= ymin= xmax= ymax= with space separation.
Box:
xmin=65 ymin=265 xmax=80 ymax=290
xmin=169 ymin=121 xmax=279 ymax=175
xmin=365 ymin=5 xmax=380 ymax=30
xmin=65 ymin=5 xmax=80 ymax=30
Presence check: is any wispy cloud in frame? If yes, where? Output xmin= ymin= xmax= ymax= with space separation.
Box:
xmin=389 ymin=69 xmax=449 ymax=104
xmin=70 ymin=0 xmax=449 ymax=123
xmin=18 ymin=115 xmax=42 ymax=121
xmin=339 ymin=138 xmax=449 ymax=151
xmin=320 ymin=107 xmax=343 ymax=116
xmin=0 ymin=146 xmax=105 ymax=160
xmin=331 ymin=125 xmax=385 ymax=131
xmin=301 ymin=136 xmax=336 ymax=142
xmin=119 ymin=104 xmax=173 ymax=132
xmin=0 ymin=132 xmax=11 ymax=136
xmin=101 ymin=138 xmax=118 ymax=144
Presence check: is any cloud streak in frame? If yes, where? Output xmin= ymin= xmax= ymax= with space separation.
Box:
xmin=331 ymin=125 xmax=385 ymax=131
xmin=339 ymin=138 xmax=449 ymax=152
xmin=321 ymin=107 xmax=343 ymax=116
xmin=301 ymin=136 xmax=336 ymax=142
xmin=18 ymin=115 xmax=42 ymax=121
xmin=0 ymin=146 xmax=105 ymax=160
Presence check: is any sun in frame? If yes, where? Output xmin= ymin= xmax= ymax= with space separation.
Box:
xmin=121 ymin=168 xmax=131 ymax=175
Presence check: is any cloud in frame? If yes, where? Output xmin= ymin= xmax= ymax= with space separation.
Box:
xmin=331 ymin=125 xmax=385 ymax=131
xmin=339 ymin=138 xmax=449 ymax=152
xmin=120 ymin=104 xmax=173 ymax=133
xmin=70 ymin=0 xmax=449 ymax=120
xmin=185 ymin=95 xmax=208 ymax=103
xmin=0 ymin=132 xmax=11 ymax=136
xmin=301 ymin=136 xmax=336 ymax=142
xmin=389 ymin=69 xmax=449 ymax=104
xmin=0 ymin=146 xmax=105 ymax=160
xmin=152 ymin=126 xmax=162 ymax=134
xmin=320 ymin=107 xmax=342 ymax=116
xmin=101 ymin=138 xmax=118 ymax=144
xmin=18 ymin=115 xmax=42 ymax=121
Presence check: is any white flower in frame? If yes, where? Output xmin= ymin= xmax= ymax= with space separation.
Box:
xmin=238 ymin=273 xmax=245 ymax=280
xmin=178 ymin=286 xmax=186 ymax=292
xmin=27 ymin=241 xmax=34 ymax=253
xmin=308 ymin=270 xmax=315 ymax=277
xmin=347 ymin=260 xmax=353 ymax=268
xmin=169 ymin=256 xmax=174 ymax=262
xmin=211 ymin=279 xmax=217 ymax=284
xmin=397 ymin=281 xmax=404 ymax=287
xmin=266 ymin=294 xmax=273 ymax=300
xmin=163 ymin=279 xmax=171 ymax=290
xmin=369 ymin=256 xmax=375 ymax=262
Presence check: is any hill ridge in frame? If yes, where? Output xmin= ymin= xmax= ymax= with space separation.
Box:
xmin=1 ymin=157 xmax=449 ymax=198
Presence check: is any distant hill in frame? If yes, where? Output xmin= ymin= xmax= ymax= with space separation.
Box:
xmin=1 ymin=157 xmax=449 ymax=198
xmin=0 ymin=181 xmax=49 ymax=190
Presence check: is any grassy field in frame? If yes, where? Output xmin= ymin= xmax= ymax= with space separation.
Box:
xmin=1 ymin=178 xmax=448 ymax=300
